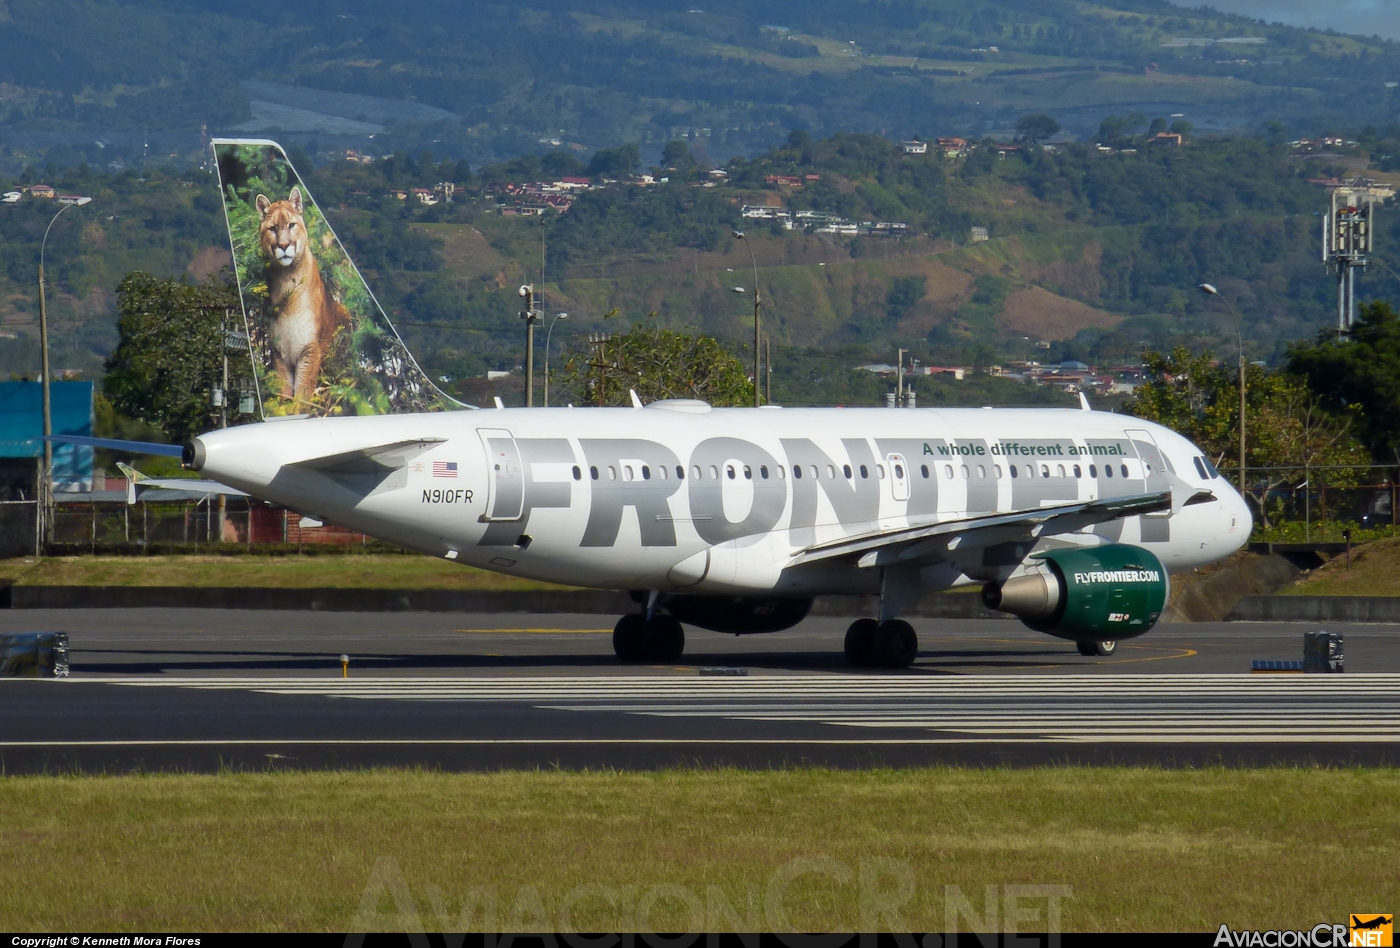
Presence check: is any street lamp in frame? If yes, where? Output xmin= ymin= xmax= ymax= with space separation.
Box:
xmin=543 ymin=312 xmax=568 ymax=407
xmin=38 ymin=196 xmax=92 ymax=545
xmin=518 ymin=284 xmax=542 ymax=406
xmin=1198 ymin=283 xmax=1247 ymax=493
xmin=733 ymin=230 xmax=762 ymax=407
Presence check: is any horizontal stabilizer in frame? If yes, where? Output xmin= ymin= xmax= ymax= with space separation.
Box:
xmin=45 ymin=434 xmax=184 ymax=457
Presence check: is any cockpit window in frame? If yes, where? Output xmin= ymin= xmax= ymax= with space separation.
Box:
xmin=1193 ymin=457 xmax=1208 ymax=479
xmin=1202 ymin=457 xmax=1221 ymax=479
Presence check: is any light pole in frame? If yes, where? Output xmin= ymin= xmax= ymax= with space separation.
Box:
xmin=1198 ymin=283 xmax=1246 ymax=494
xmin=519 ymin=284 xmax=542 ymax=406
xmin=543 ymin=312 xmax=568 ymax=407
xmin=733 ymin=230 xmax=762 ymax=407
xmin=38 ymin=196 xmax=91 ymax=546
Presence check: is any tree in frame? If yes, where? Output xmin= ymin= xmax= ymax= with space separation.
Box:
xmin=586 ymin=143 xmax=641 ymax=178
xmin=1288 ymin=300 xmax=1400 ymax=464
xmin=102 ymin=272 xmax=242 ymax=442
xmin=1130 ymin=347 xmax=1371 ymax=527
xmin=886 ymin=275 xmax=926 ymax=323
xmin=1015 ymin=114 xmax=1060 ymax=144
xmin=555 ymin=323 xmax=753 ymax=406
xmin=661 ymin=139 xmax=695 ymax=173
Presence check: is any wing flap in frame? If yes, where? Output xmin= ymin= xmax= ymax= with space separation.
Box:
xmin=288 ymin=438 xmax=447 ymax=473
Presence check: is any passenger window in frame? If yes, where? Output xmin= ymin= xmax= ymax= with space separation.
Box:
xmin=624 ymin=465 xmax=634 ymax=481
xmin=726 ymin=465 xmax=735 ymax=480
xmin=810 ymin=465 xmax=819 ymax=479
xmin=692 ymin=465 xmax=702 ymax=480
xmin=1010 ymin=465 xmax=1018 ymax=478
xmin=590 ymin=466 xmax=599 ymax=480
xmin=827 ymin=464 xmax=836 ymax=479
xmin=777 ymin=465 xmax=786 ymax=480
xmin=843 ymin=464 xmax=852 ymax=479
xmin=995 ymin=465 xmax=1003 ymax=478
xmin=1104 ymin=465 xmax=1113 ymax=478
xmin=944 ymin=465 xmax=953 ymax=479
xmin=658 ymin=466 xmax=666 ymax=480
xmin=641 ymin=465 xmax=651 ymax=480
xmin=677 ymin=465 xmax=685 ymax=480
xmin=760 ymin=465 xmax=769 ymax=479
xmin=1090 ymin=464 xmax=1098 ymax=477
xmin=1057 ymin=464 xmax=1065 ymax=478
xmin=573 ymin=466 xmax=582 ymax=480
xmin=608 ymin=466 xmax=617 ymax=480
xmin=920 ymin=464 xmax=929 ymax=478
xmin=1121 ymin=464 xmax=1129 ymax=478
xmin=793 ymin=465 xmax=802 ymax=479
xmin=710 ymin=465 xmax=720 ymax=479
xmin=977 ymin=465 xmax=986 ymax=478
xmin=895 ymin=464 xmax=905 ymax=478
xmin=1041 ymin=464 xmax=1050 ymax=478
xmin=860 ymin=465 xmax=869 ymax=478
xmin=960 ymin=464 xmax=969 ymax=479
xmin=744 ymin=465 xmax=753 ymax=480
xmin=877 ymin=464 xmax=886 ymax=478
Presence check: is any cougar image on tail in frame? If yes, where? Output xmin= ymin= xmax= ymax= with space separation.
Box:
xmin=256 ymin=186 xmax=350 ymax=404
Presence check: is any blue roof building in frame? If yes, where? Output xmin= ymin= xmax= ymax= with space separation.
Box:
xmin=0 ymin=381 xmax=94 ymax=497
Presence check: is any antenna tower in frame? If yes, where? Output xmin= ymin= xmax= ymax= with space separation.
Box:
xmin=1323 ymin=189 xmax=1373 ymax=333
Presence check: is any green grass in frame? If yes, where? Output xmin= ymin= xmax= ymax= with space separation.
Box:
xmin=1281 ymin=538 xmax=1400 ymax=597
xmin=0 ymin=768 xmax=1393 ymax=931
xmin=0 ymin=555 xmax=573 ymax=591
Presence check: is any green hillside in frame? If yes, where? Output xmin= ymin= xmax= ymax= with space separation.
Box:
xmin=2 ymin=0 xmax=1400 ymax=171
xmin=1 ymin=125 xmax=1389 ymax=408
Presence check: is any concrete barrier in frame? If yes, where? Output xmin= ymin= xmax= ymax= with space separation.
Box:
xmin=1230 ymin=595 xmax=1400 ymax=623
xmin=3 ymin=584 xmax=1010 ymax=618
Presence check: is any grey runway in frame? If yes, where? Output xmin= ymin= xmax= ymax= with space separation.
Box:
xmin=1 ymin=608 xmax=1398 ymax=772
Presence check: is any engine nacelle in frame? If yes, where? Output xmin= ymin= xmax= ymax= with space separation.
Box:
xmin=981 ymin=544 xmax=1168 ymax=642
xmin=663 ymin=595 xmax=813 ymax=634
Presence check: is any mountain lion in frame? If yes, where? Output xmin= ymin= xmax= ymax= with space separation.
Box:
xmin=256 ymin=187 xmax=350 ymax=404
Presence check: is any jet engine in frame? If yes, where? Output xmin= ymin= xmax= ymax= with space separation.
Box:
xmin=663 ymin=595 xmax=813 ymax=634
xmin=981 ymin=544 xmax=1168 ymax=642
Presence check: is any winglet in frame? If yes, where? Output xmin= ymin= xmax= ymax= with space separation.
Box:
xmin=1078 ymin=392 xmax=1091 ymax=411
xmin=630 ymin=389 xmax=644 ymax=408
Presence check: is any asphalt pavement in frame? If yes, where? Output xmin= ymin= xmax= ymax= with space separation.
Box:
xmin=1 ymin=609 xmax=1397 ymax=772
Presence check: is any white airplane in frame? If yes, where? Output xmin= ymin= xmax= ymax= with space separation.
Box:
xmin=62 ymin=140 xmax=1252 ymax=668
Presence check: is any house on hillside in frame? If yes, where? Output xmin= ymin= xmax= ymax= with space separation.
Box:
xmin=936 ymin=137 xmax=970 ymax=158
xmin=27 ymin=185 xmax=55 ymax=198
xmin=764 ymin=174 xmax=803 ymax=187
xmin=901 ymin=140 xmax=928 ymax=155
xmin=1148 ymin=132 xmax=1183 ymax=147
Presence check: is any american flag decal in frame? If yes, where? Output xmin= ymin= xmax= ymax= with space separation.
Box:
xmin=432 ymin=461 xmax=458 ymax=478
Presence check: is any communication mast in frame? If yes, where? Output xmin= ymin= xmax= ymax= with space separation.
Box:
xmin=1323 ymin=189 xmax=1373 ymax=333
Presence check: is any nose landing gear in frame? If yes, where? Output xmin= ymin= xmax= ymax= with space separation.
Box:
xmin=844 ymin=618 xmax=918 ymax=669
xmin=613 ymin=613 xmax=686 ymax=664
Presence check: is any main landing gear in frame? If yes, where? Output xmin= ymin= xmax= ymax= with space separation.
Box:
xmin=844 ymin=618 xmax=919 ymax=669
xmin=1076 ymin=640 xmax=1117 ymax=657
xmin=613 ymin=613 xmax=686 ymax=664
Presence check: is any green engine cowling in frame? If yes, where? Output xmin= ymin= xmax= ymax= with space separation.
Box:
xmin=981 ymin=544 xmax=1168 ymax=642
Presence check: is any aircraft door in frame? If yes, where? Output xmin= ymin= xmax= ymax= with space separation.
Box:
xmin=887 ymin=453 xmax=911 ymax=502
xmin=1125 ymin=428 xmax=1171 ymax=542
xmin=478 ymin=428 xmax=524 ymax=521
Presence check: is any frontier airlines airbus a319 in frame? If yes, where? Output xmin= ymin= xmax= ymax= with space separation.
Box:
xmin=61 ymin=141 xmax=1251 ymax=669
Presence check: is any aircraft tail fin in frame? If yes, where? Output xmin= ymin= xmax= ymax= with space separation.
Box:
xmin=211 ymin=139 xmax=464 ymax=419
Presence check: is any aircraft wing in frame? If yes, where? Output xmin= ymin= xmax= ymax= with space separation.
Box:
xmin=789 ymin=491 xmax=1177 ymax=568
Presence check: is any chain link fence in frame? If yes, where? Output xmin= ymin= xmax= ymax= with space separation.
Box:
xmin=46 ymin=499 xmax=379 ymax=554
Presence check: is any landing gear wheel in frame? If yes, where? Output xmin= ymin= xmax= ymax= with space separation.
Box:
xmin=1077 ymin=640 xmax=1117 ymax=657
xmin=613 ymin=614 xmax=647 ymax=663
xmin=645 ymin=615 xmax=686 ymax=663
xmin=844 ymin=618 xmax=879 ymax=668
xmin=873 ymin=619 xmax=918 ymax=669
